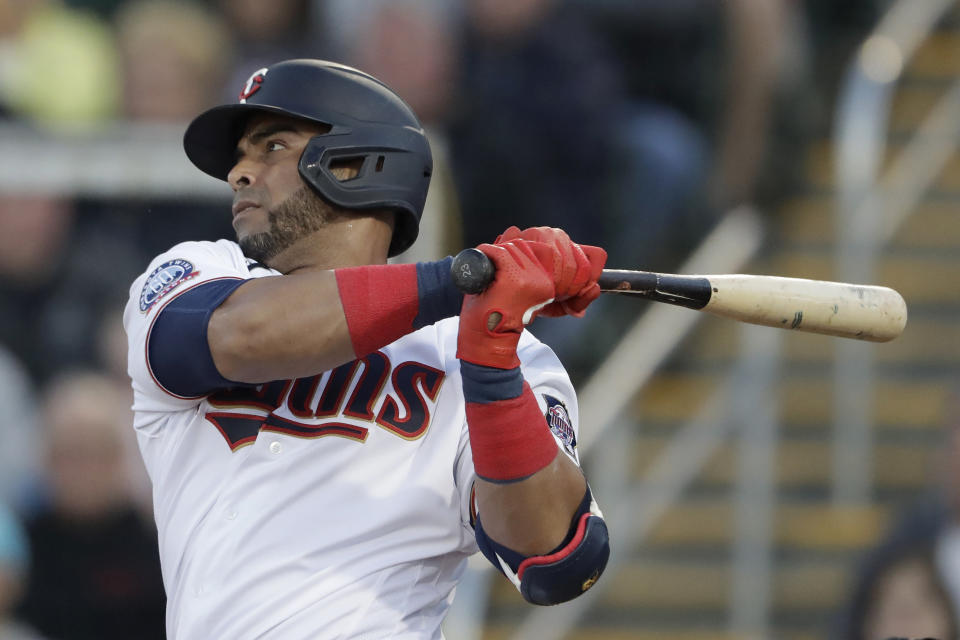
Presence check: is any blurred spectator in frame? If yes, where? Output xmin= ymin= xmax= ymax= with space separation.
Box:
xmin=1 ymin=1 xmax=235 ymax=385
xmin=0 ymin=193 xmax=175 ymax=386
xmin=16 ymin=371 xmax=165 ymax=640
xmin=1 ymin=1 xmax=119 ymax=129
xmin=449 ymin=0 xmax=624 ymax=254
xmin=95 ymin=300 xmax=130 ymax=384
xmin=115 ymin=0 xmax=231 ymax=122
xmin=219 ymin=0 xmax=325 ymax=102
xmin=0 ymin=194 xmax=76 ymax=383
xmin=839 ymin=518 xmax=959 ymax=640
xmin=837 ymin=386 xmax=960 ymax=639
xmin=0 ymin=0 xmax=38 ymax=118
xmin=0 ymin=194 xmax=73 ymax=288
xmin=444 ymin=0 xmax=708 ymax=378
xmin=63 ymin=0 xmax=127 ymax=21
xmin=448 ymin=0 xmax=706 ymax=272
xmin=707 ymin=0 xmax=791 ymax=209
xmin=0 ymin=346 xmax=41 ymax=512
xmin=0 ymin=503 xmax=45 ymax=640
xmin=334 ymin=0 xmax=459 ymax=126
xmin=81 ymin=0 xmax=237 ymax=351
xmin=324 ymin=0 xmax=463 ymax=262
xmin=802 ymin=0 xmax=885 ymax=109
xmin=567 ymin=0 xmax=804 ymax=213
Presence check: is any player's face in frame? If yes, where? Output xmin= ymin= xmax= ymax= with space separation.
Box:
xmin=227 ymin=114 xmax=331 ymax=261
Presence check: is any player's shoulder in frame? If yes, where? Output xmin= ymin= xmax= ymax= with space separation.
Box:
xmin=124 ymin=239 xmax=255 ymax=322
xmin=151 ymin=238 xmax=245 ymax=268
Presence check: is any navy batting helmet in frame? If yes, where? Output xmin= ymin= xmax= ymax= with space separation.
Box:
xmin=183 ymin=59 xmax=433 ymax=257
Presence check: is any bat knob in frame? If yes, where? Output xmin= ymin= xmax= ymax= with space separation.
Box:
xmin=451 ymin=248 xmax=495 ymax=294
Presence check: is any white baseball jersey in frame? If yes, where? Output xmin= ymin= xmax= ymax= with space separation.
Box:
xmin=123 ymin=239 xmax=582 ymax=640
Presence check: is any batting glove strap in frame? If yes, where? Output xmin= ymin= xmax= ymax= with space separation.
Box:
xmin=464 ymin=379 xmax=558 ymax=483
xmin=336 ymin=257 xmax=462 ymax=357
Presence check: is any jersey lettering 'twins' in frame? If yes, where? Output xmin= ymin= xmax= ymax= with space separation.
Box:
xmin=204 ymin=351 xmax=445 ymax=451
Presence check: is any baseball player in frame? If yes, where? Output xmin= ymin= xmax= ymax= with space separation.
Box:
xmin=123 ymin=59 xmax=610 ymax=639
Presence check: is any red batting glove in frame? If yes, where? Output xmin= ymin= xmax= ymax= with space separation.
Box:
xmin=495 ymin=226 xmax=607 ymax=318
xmin=457 ymin=240 xmax=557 ymax=369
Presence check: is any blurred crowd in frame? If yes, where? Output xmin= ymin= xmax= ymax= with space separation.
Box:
xmin=836 ymin=386 xmax=960 ymax=640
xmin=0 ymin=0 xmax=904 ymax=638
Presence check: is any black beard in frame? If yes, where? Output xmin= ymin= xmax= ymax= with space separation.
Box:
xmin=238 ymin=187 xmax=333 ymax=263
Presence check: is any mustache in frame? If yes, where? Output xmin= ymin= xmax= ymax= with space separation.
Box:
xmin=232 ymin=188 xmax=269 ymax=208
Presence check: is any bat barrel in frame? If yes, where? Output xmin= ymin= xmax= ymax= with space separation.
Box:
xmin=702 ymin=274 xmax=908 ymax=342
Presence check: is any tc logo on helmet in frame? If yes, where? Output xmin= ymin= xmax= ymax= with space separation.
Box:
xmin=239 ymin=68 xmax=269 ymax=102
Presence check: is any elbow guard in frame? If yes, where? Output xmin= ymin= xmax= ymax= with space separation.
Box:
xmin=517 ymin=508 xmax=609 ymax=605
xmin=475 ymin=488 xmax=610 ymax=605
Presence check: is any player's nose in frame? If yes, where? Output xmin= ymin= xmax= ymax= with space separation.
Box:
xmin=227 ymin=157 xmax=258 ymax=190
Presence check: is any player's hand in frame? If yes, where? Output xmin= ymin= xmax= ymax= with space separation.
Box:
xmin=457 ymin=240 xmax=557 ymax=369
xmin=495 ymin=226 xmax=607 ymax=318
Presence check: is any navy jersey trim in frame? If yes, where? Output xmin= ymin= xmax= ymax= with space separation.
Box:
xmin=147 ymin=278 xmax=251 ymax=397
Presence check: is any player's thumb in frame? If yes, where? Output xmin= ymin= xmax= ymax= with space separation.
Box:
xmin=581 ymin=245 xmax=607 ymax=281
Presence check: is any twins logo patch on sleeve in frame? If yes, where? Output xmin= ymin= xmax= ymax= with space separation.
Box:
xmin=544 ymin=395 xmax=576 ymax=457
xmin=139 ymin=259 xmax=199 ymax=312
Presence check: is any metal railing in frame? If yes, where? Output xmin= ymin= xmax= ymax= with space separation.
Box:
xmin=0 ymin=121 xmax=227 ymax=198
xmin=832 ymin=0 xmax=959 ymax=506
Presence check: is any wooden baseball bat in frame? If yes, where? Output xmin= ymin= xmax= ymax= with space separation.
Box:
xmin=450 ymin=248 xmax=908 ymax=342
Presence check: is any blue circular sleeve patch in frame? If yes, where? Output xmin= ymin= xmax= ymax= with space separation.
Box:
xmin=139 ymin=259 xmax=199 ymax=312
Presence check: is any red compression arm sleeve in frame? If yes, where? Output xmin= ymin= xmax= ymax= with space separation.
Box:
xmin=460 ymin=361 xmax=559 ymax=483
xmin=335 ymin=258 xmax=462 ymax=357
xmin=336 ymin=263 xmax=417 ymax=357
xmin=466 ymin=384 xmax=559 ymax=482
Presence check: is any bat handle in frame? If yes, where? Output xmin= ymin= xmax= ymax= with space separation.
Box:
xmin=451 ymin=248 xmax=496 ymax=294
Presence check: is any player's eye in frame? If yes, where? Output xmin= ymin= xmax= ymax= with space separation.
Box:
xmin=266 ymin=140 xmax=287 ymax=152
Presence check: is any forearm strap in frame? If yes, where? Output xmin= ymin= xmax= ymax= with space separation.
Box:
xmin=335 ymin=257 xmax=462 ymax=357
xmin=461 ymin=361 xmax=558 ymax=483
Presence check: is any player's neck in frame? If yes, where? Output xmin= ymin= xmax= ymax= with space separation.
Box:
xmin=270 ymin=215 xmax=393 ymax=274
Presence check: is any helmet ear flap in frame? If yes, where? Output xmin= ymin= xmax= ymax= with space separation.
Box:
xmin=298 ymin=133 xmax=427 ymax=257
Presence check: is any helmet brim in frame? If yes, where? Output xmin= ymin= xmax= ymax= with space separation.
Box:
xmin=183 ymin=103 xmax=309 ymax=182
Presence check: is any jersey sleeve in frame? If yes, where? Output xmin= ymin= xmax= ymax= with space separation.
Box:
xmin=123 ymin=240 xmax=253 ymax=420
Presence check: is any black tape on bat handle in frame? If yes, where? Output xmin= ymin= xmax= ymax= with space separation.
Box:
xmin=452 ymin=248 xmax=713 ymax=311
xmin=451 ymin=248 xmax=496 ymax=295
